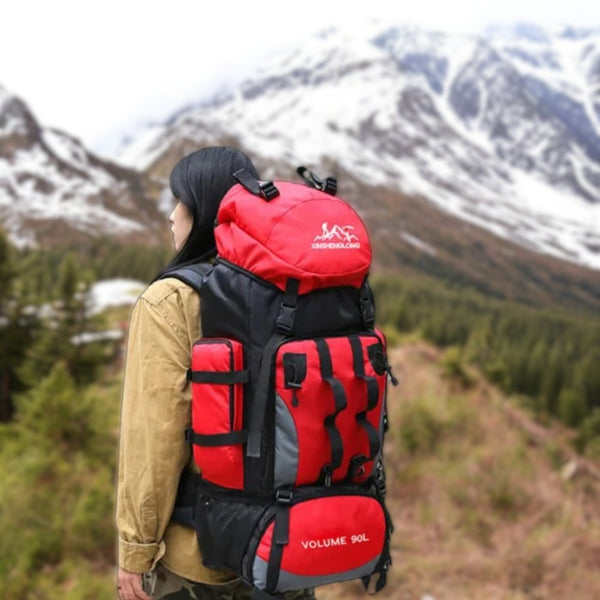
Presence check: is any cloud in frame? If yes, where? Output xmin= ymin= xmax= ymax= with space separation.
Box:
xmin=2 ymin=0 xmax=596 ymax=153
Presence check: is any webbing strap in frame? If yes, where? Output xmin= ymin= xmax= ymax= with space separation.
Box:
xmin=266 ymin=491 xmax=292 ymax=592
xmin=316 ymin=339 xmax=347 ymax=482
xmin=276 ymin=278 xmax=299 ymax=335
xmin=158 ymin=262 xmax=213 ymax=293
xmin=247 ymin=334 xmax=287 ymax=458
xmin=186 ymin=369 xmax=249 ymax=384
xmin=185 ymin=428 xmax=247 ymax=447
xmin=266 ymin=508 xmax=289 ymax=591
xmin=233 ymin=169 xmax=280 ymax=201
xmin=349 ymin=336 xmax=381 ymax=468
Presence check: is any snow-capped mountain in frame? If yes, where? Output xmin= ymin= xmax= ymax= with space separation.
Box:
xmin=118 ymin=22 xmax=600 ymax=271
xmin=0 ymin=86 xmax=166 ymax=247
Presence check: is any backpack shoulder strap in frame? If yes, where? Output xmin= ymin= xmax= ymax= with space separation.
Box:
xmin=157 ymin=262 xmax=213 ymax=294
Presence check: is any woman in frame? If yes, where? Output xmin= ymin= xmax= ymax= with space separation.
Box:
xmin=116 ymin=147 xmax=315 ymax=600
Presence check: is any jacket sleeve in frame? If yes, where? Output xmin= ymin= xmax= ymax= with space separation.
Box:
xmin=116 ymin=294 xmax=192 ymax=573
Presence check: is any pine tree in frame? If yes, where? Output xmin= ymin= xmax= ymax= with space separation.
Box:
xmin=0 ymin=231 xmax=40 ymax=421
xmin=18 ymin=253 xmax=108 ymax=387
xmin=0 ymin=229 xmax=16 ymax=420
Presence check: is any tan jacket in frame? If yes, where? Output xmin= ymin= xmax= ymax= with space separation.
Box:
xmin=116 ymin=276 xmax=235 ymax=583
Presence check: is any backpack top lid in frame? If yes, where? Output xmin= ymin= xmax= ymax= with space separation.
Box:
xmin=215 ymin=181 xmax=372 ymax=294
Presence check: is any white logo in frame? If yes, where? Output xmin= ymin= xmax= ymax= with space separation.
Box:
xmin=312 ymin=222 xmax=361 ymax=250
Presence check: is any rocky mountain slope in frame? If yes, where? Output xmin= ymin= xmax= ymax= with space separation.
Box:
xmin=118 ymin=22 xmax=600 ymax=272
xmin=0 ymin=86 xmax=167 ymax=248
xmin=2 ymin=24 xmax=600 ymax=311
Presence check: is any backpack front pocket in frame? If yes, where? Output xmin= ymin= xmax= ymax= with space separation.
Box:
xmin=273 ymin=334 xmax=387 ymax=488
xmin=245 ymin=487 xmax=390 ymax=593
xmin=188 ymin=339 xmax=247 ymax=489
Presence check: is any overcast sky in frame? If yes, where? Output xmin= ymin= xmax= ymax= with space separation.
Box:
xmin=1 ymin=0 xmax=598 ymax=156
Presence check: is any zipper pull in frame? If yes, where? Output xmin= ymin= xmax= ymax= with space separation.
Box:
xmin=291 ymin=386 xmax=300 ymax=407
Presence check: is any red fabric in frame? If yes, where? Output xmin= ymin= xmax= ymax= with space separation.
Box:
xmin=215 ymin=182 xmax=372 ymax=294
xmin=256 ymin=495 xmax=385 ymax=575
xmin=191 ymin=339 xmax=244 ymax=489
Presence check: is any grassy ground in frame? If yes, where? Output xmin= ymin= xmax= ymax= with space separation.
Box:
xmin=319 ymin=342 xmax=600 ymax=600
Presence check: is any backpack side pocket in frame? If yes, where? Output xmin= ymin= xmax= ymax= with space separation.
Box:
xmin=188 ymin=339 xmax=247 ymax=489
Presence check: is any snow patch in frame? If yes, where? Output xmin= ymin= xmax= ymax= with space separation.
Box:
xmin=400 ymin=232 xmax=437 ymax=255
xmin=87 ymin=279 xmax=146 ymax=315
xmin=71 ymin=330 xmax=123 ymax=346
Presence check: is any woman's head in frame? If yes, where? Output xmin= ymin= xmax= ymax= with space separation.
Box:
xmin=167 ymin=146 xmax=259 ymax=267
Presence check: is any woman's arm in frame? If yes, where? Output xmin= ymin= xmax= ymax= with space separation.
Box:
xmin=116 ymin=292 xmax=192 ymax=574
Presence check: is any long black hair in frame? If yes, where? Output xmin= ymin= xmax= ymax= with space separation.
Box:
xmin=158 ymin=146 xmax=259 ymax=277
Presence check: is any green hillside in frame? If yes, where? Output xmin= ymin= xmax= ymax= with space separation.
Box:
xmin=1 ymin=231 xmax=599 ymax=599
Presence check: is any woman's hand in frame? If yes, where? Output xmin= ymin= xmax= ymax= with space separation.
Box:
xmin=117 ymin=567 xmax=152 ymax=600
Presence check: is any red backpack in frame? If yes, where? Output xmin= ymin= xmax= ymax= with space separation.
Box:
xmin=164 ymin=168 xmax=395 ymax=598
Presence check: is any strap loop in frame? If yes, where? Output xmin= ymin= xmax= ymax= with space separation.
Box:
xmin=233 ymin=169 xmax=280 ymax=201
xmin=316 ymin=338 xmax=347 ymax=481
xmin=349 ymin=336 xmax=381 ymax=468
xmin=185 ymin=428 xmax=248 ymax=447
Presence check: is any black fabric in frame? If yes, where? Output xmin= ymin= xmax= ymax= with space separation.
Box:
xmin=193 ymin=491 xmax=273 ymax=573
xmin=171 ymin=470 xmax=201 ymax=527
xmin=316 ymin=339 xmax=347 ymax=482
xmin=359 ymin=283 xmax=375 ymax=330
xmin=202 ymin=260 xmax=365 ymax=340
xmin=187 ymin=369 xmax=249 ymax=384
xmin=185 ymin=428 xmax=248 ymax=447
xmin=158 ymin=262 xmax=213 ymax=293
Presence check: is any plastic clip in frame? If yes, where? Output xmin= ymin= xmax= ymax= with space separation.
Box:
xmin=276 ymin=488 xmax=293 ymax=505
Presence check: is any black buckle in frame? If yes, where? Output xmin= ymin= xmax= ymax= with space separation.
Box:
xmin=184 ymin=428 xmax=195 ymax=444
xmin=276 ymin=488 xmax=293 ymax=504
xmin=322 ymin=177 xmax=337 ymax=196
xmin=297 ymin=166 xmax=337 ymax=195
xmin=276 ymin=304 xmax=296 ymax=335
xmin=259 ymin=180 xmax=280 ymax=201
